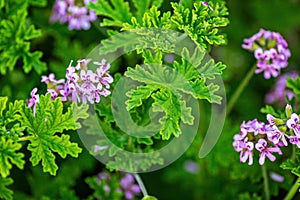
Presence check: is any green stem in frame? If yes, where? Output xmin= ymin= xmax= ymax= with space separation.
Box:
xmin=18 ymin=135 xmax=34 ymax=142
xmin=262 ymin=165 xmax=270 ymax=200
xmin=284 ymin=177 xmax=300 ymax=200
xmin=292 ymin=144 xmax=296 ymax=162
xmin=134 ymin=174 xmax=148 ymax=197
xmin=226 ymin=64 xmax=257 ymax=116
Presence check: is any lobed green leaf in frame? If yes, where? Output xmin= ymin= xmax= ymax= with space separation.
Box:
xmin=0 ymin=5 xmax=46 ymax=74
xmin=88 ymin=0 xmax=132 ymax=27
xmin=0 ymin=137 xmax=25 ymax=178
xmin=20 ymin=95 xmax=87 ymax=175
xmin=0 ymin=177 xmax=13 ymax=200
xmin=171 ymin=1 xmax=229 ymax=49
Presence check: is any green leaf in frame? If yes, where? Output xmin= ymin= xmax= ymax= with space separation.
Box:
xmin=123 ymin=6 xmax=172 ymax=29
xmin=171 ymin=1 xmax=229 ymax=49
xmin=20 ymin=95 xmax=87 ymax=175
xmin=99 ymin=31 xmax=140 ymax=55
xmin=132 ymin=0 xmax=163 ymax=22
xmin=27 ymin=134 xmax=82 ymax=175
xmin=142 ymin=196 xmax=158 ymax=200
xmin=0 ymin=96 xmax=8 ymax=116
xmin=180 ymin=100 xmax=194 ymax=125
xmin=152 ymin=89 xmax=181 ymax=140
xmin=28 ymin=136 xmax=58 ymax=175
xmin=88 ymin=0 xmax=132 ymax=27
xmin=126 ymin=85 xmax=158 ymax=110
xmin=0 ymin=7 xmax=46 ymax=74
xmin=173 ymin=48 xmax=202 ymax=81
xmin=189 ymin=78 xmax=221 ymax=104
xmin=142 ymin=49 xmax=163 ymax=64
xmin=106 ymin=151 xmax=163 ymax=172
xmin=287 ymin=77 xmax=300 ymax=98
xmin=280 ymin=159 xmax=297 ymax=170
xmin=0 ymin=177 xmax=13 ymax=200
xmin=22 ymin=51 xmax=46 ymax=74
xmin=0 ymin=97 xmax=25 ymax=139
xmin=260 ymin=105 xmax=280 ymax=117
xmin=0 ymin=137 xmax=25 ymax=177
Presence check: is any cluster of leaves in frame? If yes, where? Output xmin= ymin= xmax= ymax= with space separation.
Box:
xmin=89 ymin=0 xmax=229 ymax=49
xmin=83 ymin=44 xmax=226 ymax=172
xmin=84 ymin=81 xmax=164 ymax=172
xmin=0 ymin=0 xmax=47 ymax=75
xmin=0 ymin=95 xmax=89 ymax=199
xmin=82 ymin=0 xmax=228 ymax=173
xmin=1 ymin=0 xmax=230 ymax=199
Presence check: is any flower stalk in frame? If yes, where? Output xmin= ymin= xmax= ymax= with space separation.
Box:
xmin=284 ymin=177 xmax=300 ymax=200
xmin=134 ymin=174 xmax=148 ymax=197
xmin=262 ymin=165 xmax=270 ymax=200
xmin=227 ymin=64 xmax=256 ymax=116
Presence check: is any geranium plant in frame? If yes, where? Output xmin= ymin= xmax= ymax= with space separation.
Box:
xmin=1 ymin=0 xmax=300 ymax=200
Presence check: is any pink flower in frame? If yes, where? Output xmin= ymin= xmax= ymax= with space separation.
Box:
xmin=27 ymin=88 xmax=40 ymax=117
xmin=288 ymin=136 xmax=300 ymax=148
xmin=240 ymin=119 xmax=265 ymax=135
xmin=287 ymin=113 xmax=300 ymax=136
xmin=50 ymin=0 xmax=97 ymax=30
xmin=120 ymin=174 xmax=141 ymax=200
xmin=242 ymin=29 xmax=291 ymax=79
xmin=240 ymin=142 xmax=254 ymax=165
xmin=255 ymin=139 xmax=282 ymax=165
xmin=266 ymin=125 xmax=287 ymax=146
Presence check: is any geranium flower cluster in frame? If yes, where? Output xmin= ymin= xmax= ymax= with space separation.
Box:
xmin=242 ymin=29 xmax=291 ymax=79
xmin=50 ymin=0 xmax=97 ymax=30
xmin=27 ymin=59 xmax=113 ymax=115
xmin=233 ymin=104 xmax=300 ymax=165
xmin=265 ymin=71 xmax=298 ymax=106
xmin=97 ymin=172 xmax=141 ymax=200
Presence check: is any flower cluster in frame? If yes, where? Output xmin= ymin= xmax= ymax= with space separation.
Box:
xmin=27 ymin=59 xmax=113 ymax=114
xmin=233 ymin=104 xmax=300 ymax=165
xmin=50 ymin=0 xmax=97 ymax=30
xmin=120 ymin=174 xmax=142 ymax=200
xmin=265 ymin=71 xmax=298 ymax=106
xmin=242 ymin=29 xmax=291 ymax=79
xmin=97 ymin=172 xmax=141 ymax=200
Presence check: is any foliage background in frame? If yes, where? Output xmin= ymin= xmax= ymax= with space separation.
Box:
xmin=1 ymin=0 xmax=300 ymax=199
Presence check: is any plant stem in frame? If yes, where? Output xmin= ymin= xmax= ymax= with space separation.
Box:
xmin=18 ymin=135 xmax=34 ymax=142
xmin=134 ymin=173 xmax=148 ymax=197
xmin=292 ymin=144 xmax=296 ymax=162
xmin=284 ymin=177 xmax=300 ymax=200
xmin=226 ymin=64 xmax=257 ymax=116
xmin=262 ymin=164 xmax=270 ymax=200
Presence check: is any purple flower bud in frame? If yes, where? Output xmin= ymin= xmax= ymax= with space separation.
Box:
xmin=202 ymin=2 xmax=210 ymax=7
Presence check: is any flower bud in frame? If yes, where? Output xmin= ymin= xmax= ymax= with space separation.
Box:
xmin=285 ymin=104 xmax=292 ymax=118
